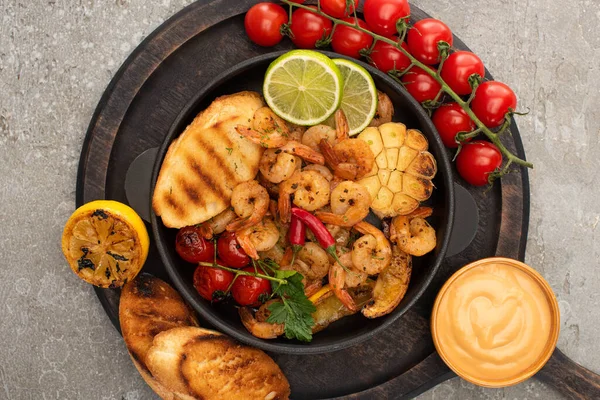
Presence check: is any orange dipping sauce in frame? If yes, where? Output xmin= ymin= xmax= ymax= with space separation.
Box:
xmin=431 ymin=258 xmax=560 ymax=387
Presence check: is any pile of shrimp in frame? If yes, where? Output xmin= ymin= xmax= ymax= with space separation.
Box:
xmin=198 ymin=92 xmax=437 ymax=339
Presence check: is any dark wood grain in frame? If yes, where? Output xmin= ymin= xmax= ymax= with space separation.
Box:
xmin=76 ymin=0 xmax=599 ymax=398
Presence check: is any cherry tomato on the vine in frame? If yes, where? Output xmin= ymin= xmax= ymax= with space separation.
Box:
xmin=244 ymin=3 xmax=288 ymax=47
xmin=363 ymin=0 xmax=411 ymax=36
xmin=407 ymin=18 xmax=453 ymax=65
xmin=321 ymin=0 xmax=359 ymax=18
xmin=217 ymin=231 xmax=250 ymax=268
xmin=369 ymin=37 xmax=411 ymax=74
xmin=290 ymin=6 xmax=333 ymax=49
xmin=175 ymin=226 xmax=215 ymax=263
xmin=440 ymin=51 xmax=485 ymax=95
xmin=193 ymin=261 xmax=234 ymax=302
xmin=456 ymin=141 xmax=502 ymax=186
xmin=470 ymin=81 xmax=517 ymax=128
xmin=432 ymin=102 xmax=475 ymax=148
xmin=231 ymin=267 xmax=272 ymax=307
xmin=401 ymin=66 xmax=442 ymax=103
xmin=331 ymin=17 xmax=373 ymax=59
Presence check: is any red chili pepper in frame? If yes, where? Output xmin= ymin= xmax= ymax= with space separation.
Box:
xmin=290 ymin=207 xmax=347 ymax=271
xmin=288 ymin=214 xmax=306 ymax=266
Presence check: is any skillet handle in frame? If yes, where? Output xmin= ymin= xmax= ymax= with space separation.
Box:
xmin=535 ymin=348 xmax=600 ymax=399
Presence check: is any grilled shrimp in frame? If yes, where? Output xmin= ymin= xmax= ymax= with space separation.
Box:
xmin=390 ymin=207 xmax=436 ymax=256
xmin=338 ymin=250 xmax=368 ymax=288
xmin=293 ymin=242 xmax=330 ymax=280
xmin=226 ymin=180 xmax=270 ymax=232
xmin=235 ymin=218 xmax=279 ymax=259
xmin=197 ymin=208 xmax=236 ymax=239
xmin=316 ymin=181 xmax=371 ymax=227
xmin=303 ymin=164 xmax=334 ymax=182
xmin=369 ymin=91 xmax=394 ymax=127
xmin=301 ymin=109 xmax=350 ymax=151
xmin=236 ymin=107 xmax=291 ymax=148
xmin=278 ymin=170 xmax=331 ymax=223
xmin=320 ymin=138 xmax=375 ymax=180
xmin=329 ymin=259 xmax=357 ymax=312
xmin=352 ymin=221 xmax=392 ymax=275
xmin=239 ymin=300 xmax=284 ymax=339
xmin=259 ymin=149 xmax=301 ymax=184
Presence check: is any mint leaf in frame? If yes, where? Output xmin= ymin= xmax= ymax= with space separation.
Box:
xmin=267 ymin=271 xmax=316 ymax=342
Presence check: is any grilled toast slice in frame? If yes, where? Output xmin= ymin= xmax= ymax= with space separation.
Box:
xmin=119 ymin=274 xmax=198 ymax=399
xmin=146 ymin=326 xmax=291 ymax=400
xmin=153 ymin=91 xmax=265 ymax=228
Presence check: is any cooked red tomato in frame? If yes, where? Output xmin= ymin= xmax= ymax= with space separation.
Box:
xmin=440 ymin=51 xmax=485 ymax=95
xmin=406 ymin=18 xmax=453 ymax=65
xmin=321 ymin=0 xmax=359 ymax=18
xmin=175 ymin=226 xmax=215 ymax=263
xmin=231 ymin=267 xmax=272 ymax=307
xmin=369 ymin=37 xmax=411 ymax=73
xmin=363 ymin=0 xmax=411 ymax=36
xmin=401 ymin=66 xmax=442 ymax=103
xmin=432 ymin=102 xmax=475 ymax=148
xmin=470 ymin=81 xmax=517 ymax=128
xmin=193 ymin=261 xmax=234 ymax=302
xmin=455 ymin=141 xmax=502 ymax=186
xmin=290 ymin=6 xmax=334 ymax=49
xmin=331 ymin=17 xmax=373 ymax=59
xmin=217 ymin=231 xmax=250 ymax=268
xmin=244 ymin=3 xmax=288 ymax=47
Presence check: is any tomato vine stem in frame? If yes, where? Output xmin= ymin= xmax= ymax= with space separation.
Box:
xmin=281 ymin=0 xmax=533 ymax=173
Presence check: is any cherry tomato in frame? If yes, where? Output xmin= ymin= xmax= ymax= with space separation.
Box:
xmin=440 ymin=51 xmax=485 ymax=95
xmin=231 ymin=267 xmax=272 ymax=307
xmin=331 ymin=17 xmax=373 ymax=59
xmin=244 ymin=3 xmax=288 ymax=47
xmin=321 ymin=0 xmax=359 ymax=18
xmin=193 ymin=261 xmax=234 ymax=302
xmin=290 ymin=6 xmax=333 ymax=49
xmin=432 ymin=102 xmax=475 ymax=148
xmin=401 ymin=66 xmax=442 ymax=103
xmin=470 ymin=81 xmax=517 ymax=128
xmin=175 ymin=226 xmax=215 ymax=263
xmin=363 ymin=0 xmax=411 ymax=36
xmin=217 ymin=231 xmax=250 ymax=268
xmin=369 ymin=37 xmax=411 ymax=73
xmin=407 ymin=18 xmax=453 ymax=65
xmin=456 ymin=141 xmax=502 ymax=186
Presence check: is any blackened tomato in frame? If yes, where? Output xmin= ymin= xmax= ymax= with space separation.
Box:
xmin=440 ymin=51 xmax=485 ymax=95
xmin=175 ymin=226 xmax=215 ymax=263
xmin=231 ymin=267 xmax=272 ymax=307
xmin=369 ymin=37 xmax=411 ymax=74
xmin=321 ymin=0 xmax=359 ymax=18
xmin=217 ymin=231 xmax=250 ymax=268
xmin=193 ymin=261 xmax=234 ymax=302
xmin=456 ymin=141 xmax=502 ymax=186
xmin=331 ymin=17 xmax=373 ymax=59
xmin=290 ymin=6 xmax=333 ymax=49
xmin=470 ymin=81 xmax=517 ymax=128
xmin=407 ymin=18 xmax=453 ymax=65
xmin=244 ymin=3 xmax=288 ymax=47
xmin=401 ymin=66 xmax=442 ymax=103
xmin=432 ymin=102 xmax=475 ymax=148
xmin=363 ymin=0 xmax=410 ymax=36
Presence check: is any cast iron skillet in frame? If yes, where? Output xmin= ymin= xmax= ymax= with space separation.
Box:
xmin=150 ymin=51 xmax=455 ymax=354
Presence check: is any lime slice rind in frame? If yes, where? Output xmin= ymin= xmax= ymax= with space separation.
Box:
xmin=332 ymin=58 xmax=378 ymax=136
xmin=264 ymin=50 xmax=343 ymax=126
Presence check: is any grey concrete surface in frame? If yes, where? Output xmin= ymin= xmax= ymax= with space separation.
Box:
xmin=0 ymin=0 xmax=597 ymax=399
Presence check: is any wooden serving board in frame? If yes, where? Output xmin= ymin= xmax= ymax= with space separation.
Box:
xmin=76 ymin=1 xmax=600 ymax=398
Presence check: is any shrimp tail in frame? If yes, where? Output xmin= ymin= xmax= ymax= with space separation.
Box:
xmin=329 ymin=266 xmax=357 ymax=312
xmin=278 ymin=194 xmax=292 ymax=223
xmin=281 ymin=141 xmax=325 ymax=165
xmin=319 ymin=139 xmax=341 ymax=169
xmin=225 ymin=217 xmax=254 ymax=232
xmin=334 ymin=109 xmax=350 ymax=142
xmin=236 ymin=232 xmax=259 ymax=259
xmin=315 ymin=211 xmax=351 ymax=227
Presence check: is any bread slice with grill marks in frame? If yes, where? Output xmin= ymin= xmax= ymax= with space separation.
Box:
xmin=146 ymin=326 xmax=291 ymax=400
xmin=153 ymin=91 xmax=265 ymax=228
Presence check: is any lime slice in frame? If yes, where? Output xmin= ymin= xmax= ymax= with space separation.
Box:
xmin=332 ymin=58 xmax=378 ymax=136
xmin=264 ymin=50 xmax=343 ymax=126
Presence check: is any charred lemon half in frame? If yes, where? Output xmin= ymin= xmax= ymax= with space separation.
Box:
xmin=61 ymin=200 xmax=149 ymax=288
xmin=357 ymin=123 xmax=437 ymax=217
